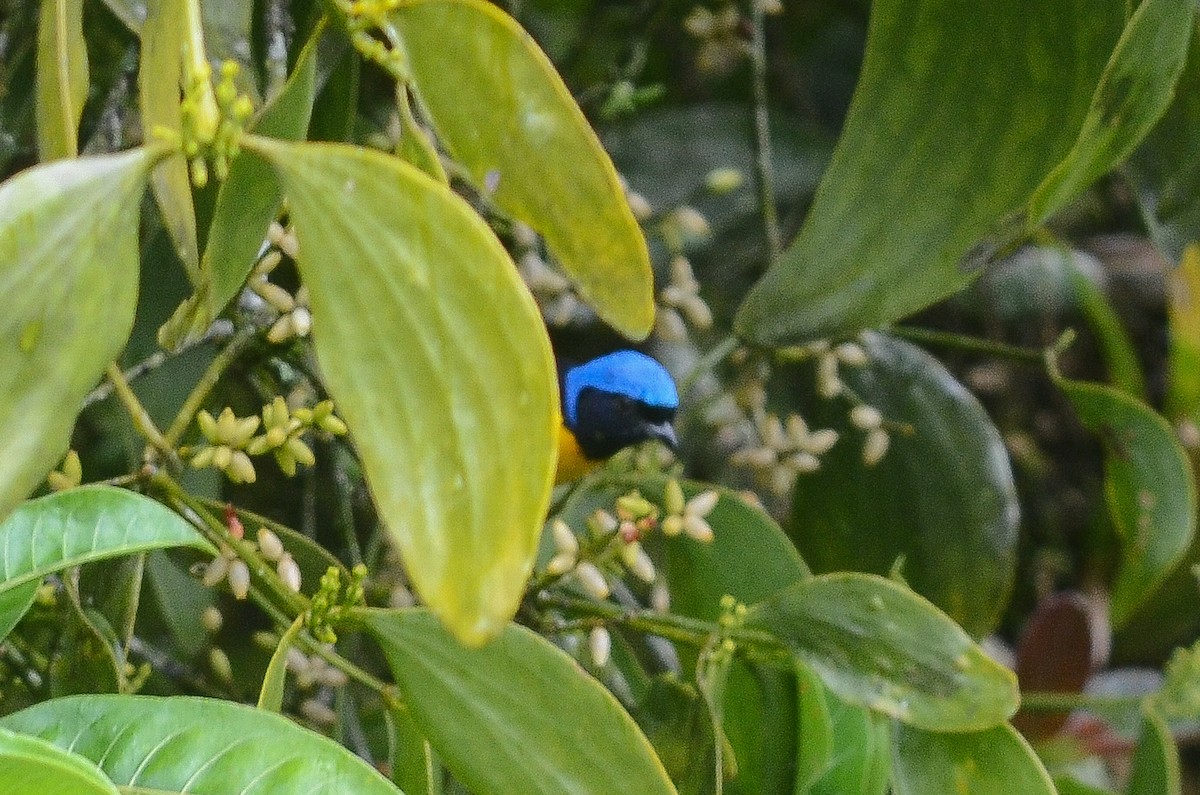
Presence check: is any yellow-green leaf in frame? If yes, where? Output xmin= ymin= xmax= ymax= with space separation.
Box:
xmin=0 ymin=149 xmax=152 ymax=523
xmin=35 ymin=0 xmax=88 ymax=161
xmin=244 ymin=137 xmax=557 ymax=645
xmin=393 ymin=0 xmax=654 ymax=339
xmin=140 ymin=0 xmax=199 ymax=278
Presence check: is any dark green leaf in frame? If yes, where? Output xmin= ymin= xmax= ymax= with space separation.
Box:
xmin=1128 ymin=709 xmax=1182 ymax=795
xmin=748 ymin=573 xmax=1018 ymax=732
xmin=0 ymin=726 xmax=119 ymax=795
xmin=246 ymin=137 xmax=557 ymax=645
xmin=1066 ymin=257 xmax=1146 ymax=399
xmin=1127 ymin=15 xmax=1200 ymax=265
xmin=35 ymin=0 xmax=88 ymax=161
xmin=0 ymin=695 xmax=399 ymax=793
xmin=363 ymin=608 xmax=676 ymax=795
xmin=1051 ymin=367 xmax=1197 ymax=627
xmin=790 ymin=333 xmax=1018 ymax=637
xmin=634 ymin=677 xmax=717 ymax=795
xmin=394 ymin=0 xmax=654 ymax=339
xmin=257 ymin=617 xmax=303 ymax=712
xmin=390 ymin=705 xmax=439 ymax=795
xmin=0 ymin=486 xmax=210 ymax=593
xmin=735 ymin=0 xmax=1126 ymax=345
xmin=891 ymin=723 xmax=1055 ymax=794
xmin=1029 ymin=0 xmax=1195 ymax=223
xmin=0 ymin=150 xmax=151 ymax=522
xmin=1054 ymin=777 xmax=1118 ymax=795
xmin=1166 ymin=245 xmax=1200 ymax=420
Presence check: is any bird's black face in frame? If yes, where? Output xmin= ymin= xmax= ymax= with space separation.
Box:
xmin=571 ymin=387 xmax=678 ymax=460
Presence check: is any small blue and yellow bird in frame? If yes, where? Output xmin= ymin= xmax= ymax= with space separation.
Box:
xmin=556 ymin=350 xmax=679 ymax=483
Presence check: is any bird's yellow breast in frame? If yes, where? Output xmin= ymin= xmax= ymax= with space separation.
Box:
xmin=556 ymin=425 xmax=599 ymax=484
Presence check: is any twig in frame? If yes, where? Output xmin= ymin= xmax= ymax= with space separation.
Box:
xmin=163 ymin=326 xmax=258 ymax=448
xmin=892 ymin=326 xmax=1048 ymax=364
xmin=749 ymin=3 xmax=782 ymax=263
xmin=105 ymin=363 xmax=171 ymax=455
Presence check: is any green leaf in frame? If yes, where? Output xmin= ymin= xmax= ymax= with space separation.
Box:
xmin=0 ymin=695 xmax=399 ymax=793
xmin=1029 ymin=0 xmax=1195 ymax=223
xmin=1051 ymin=366 xmax=1197 ymax=628
xmin=390 ymin=705 xmax=439 ymax=795
xmin=805 ymin=692 xmax=889 ymax=795
xmin=140 ymin=0 xmax=199 ymax=277
xmin=891 ymin=723 xmax=1055 ymax=795
xmin=393 ymin=0 xmax=654 ymax=339
xmin=257 ymin=616 xmax=304 ymax=712
xmin=747 ymin=573 xmax=1018 ymax=733
xmin=0 ymin=149 xmax=151 ymax=522
xmin=201 ymin=22 xmax=323 ymax=320
xmin=0 ymin=725 xmax=119 ymax=795
xmin=1127 ymin=15 xmax=1200 ymax=265
xmin=0 ymin=579 xmax=39 ymax=642
xmin=794 ymin=662 xmax=833 ymax=792
xmin=1054 ymin=778 xmax=1118 ymax=795
xmin=1066 ymin=257 xmax=1146 ymax=399
xmin=790 ymin=333 xmax=1018 ymax=638
xmin=35 ymin=0 xmax=88 ymax=161
xmin=0 ymin=487 xmax=209 ymax=595
xmin=1128 ymin=709 xmax=1181 ymax=795
xmin=98 ymin=0 xmax=144 ymax=35
xmin=634 ymin=677 xmax=718 ymax=795
xmin=245 ymin=137 xmax=557 ymax=645
xmin=363 ymin=608 xmax=677 ymax=795
xmin=734 ymin=0 xmax=1126 ymax=345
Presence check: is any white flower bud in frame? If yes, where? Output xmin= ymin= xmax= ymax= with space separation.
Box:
xmin=389 ymin=585 xmax=415 ymax=608
xmin=621 ymin=542 xmax=656 ymax=583
xmin=788 ymin=452 xmax=822 ymax=473
xmin=277 ymin=553 xmax=302 ymax=593
xmin=655 ymin=307 xmax=688 ymax=342
xmin=769 ymin=466 xmax=797 ymax=496
xmin=201 ymin=606 xmax=223 ymax=634
xmin=290 ymin=307 xmax=312 ymax=338
xmin=802 ymin=428 xmax=839 ymax=455
xmin=651 ymin=582 xmax=671 ymax=612
xmin=208 ymin=647 xmax=233 ymax=683
xmin=316 ymin=664 xmax=349 ymax=689
xmin=705 ymin=167 xmax=743 ymax=194
xmin=664 ymin=479 xmax=686 ymax=516
xmin=257 ymin=528 xmax=284 ymax=561
xmin=863 ymin=428 xmax=891 ymax=466
xmin=228 ymin=559 xmax=251 ymax=600
xmin=628 ymin=191 xmax=652 ymax=220
xmin=256 ymin=281 xmax=295 ymax=313
xmin=575 ymin=561 xmax=610 ymax=599
xmin=817 ymin=353 xmax=842 ymax=398
xmin=299 ymin=698 xmax=338 ymax=726
xmin=547 ymin=552 xmax=576 ymax=576
xmin=202 ymin=555 xmax=230 ymax=587
xmin=589 ymin=627 xmax=612 ymax=667
xmin=759 ymin=413 xmax=786 ymax=449
xmin=680 ymin=295 xmax=713 ymax=329
xmin=552 ymin=519 xmax=579 ymax=556
xmin=685 ymin=489 xmax=719 ymax=518
xmin=849 ymin=405 xmax=883 ymax=430
xmin=661 ymin=514 xmax=684 ymax=537
xmin=835 ymin=342 xmax=869 ymax=366
xmin=682 ymin=514 xmax=714 ymax=542
xmin=674 ymin=206 xmax=711 ymax=238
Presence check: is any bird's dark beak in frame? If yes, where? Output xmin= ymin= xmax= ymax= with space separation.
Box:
xmin=642 ymin=420 xmax=678 ymax=451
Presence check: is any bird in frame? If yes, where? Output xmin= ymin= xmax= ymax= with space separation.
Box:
xmin=556 ymin=350 xmax=679 ymax=483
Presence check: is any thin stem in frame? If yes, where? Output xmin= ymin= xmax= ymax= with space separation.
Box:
xmin=680 ymin=335 xmax=740 ymax=399
xmin=163 ymin=327 xmax=258 ymax=448
xmin=84 ymin=321 xmax=233 ymax=409
xmin=892 ymin=326 xmax=1048 ymax=364
xmin=105 ymin=363 xmax=171 ymax=455
xmin=749 ymin=3 xmax=782 ymax=263
xmin=1021 ymin=690 xmax=1147 ymax=713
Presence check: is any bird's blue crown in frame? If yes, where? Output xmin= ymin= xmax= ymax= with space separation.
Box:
xmin=563 ymin=350 xmax=679 ymax=427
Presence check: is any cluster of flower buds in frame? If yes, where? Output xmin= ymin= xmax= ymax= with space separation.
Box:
xmin=191 ymin=408 xmax=260 ymax=483
xmin=180 ymin=61 xmax=254 ymax=188
xmin=661 ymin=480 xmax=719 ymax=542
xmin=683 ymin=4 xmax=747 ymax=74
xmin=286 ymin=644 xmax=350 ymax=691
xmin=47 ymin=450 xmax=82 ymax=492
xmin=306 ymin=564 xmax=368 ymax=644
xmin=657 ymin=255 xmax=713 ymax=342
xmin=256 ymin=528 xmax=302 ymax=593
xmin=245 ymin=397 xmax=347 ymax=477
xmin=201 ymin=545 xmax=252 ymax=600
xmin=732 ymin=411 xmax=839 ymax=496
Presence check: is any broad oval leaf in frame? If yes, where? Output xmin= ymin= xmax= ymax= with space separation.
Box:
xmin=1051 ymin=368 xmax=1197 ymax=628
xmin=734 ymin=0 xmax=1126 ymax=345
xmin=363 ymin=608 xmax=677 ymax=795
xmin=0 ymin=486 xmax=210 ymax=594
xmin=0 ymin=149 xmax=151 ymax=522
xmin=35 ymin=0 xmax=88 ymax=161
xmin=0 ymin=695 xmax=399 ymax=793
xmin=747 ymin=573 xmax=1018 ymax=733
xmin=140 ymin=0 xmax=198 ymax=277
xmin=0 ymin=580 xmax=39 ymax=642
xmin=1029 ymin=0 xmax=1194 ymax=223
xmin=794 ymin=662 xmax=834 ymax=792
xmin=0 ymin=725 xmax=119 ymax=795
xmin=245 ymin=137 xmax=557 ymax=645
xmin=393 ymin=0 xmax=654 ymax=339
xmin=790 ymin=333 xmax=1019 ymax=638
xmin=891 ymin=723 xmax=1055 ymax=795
